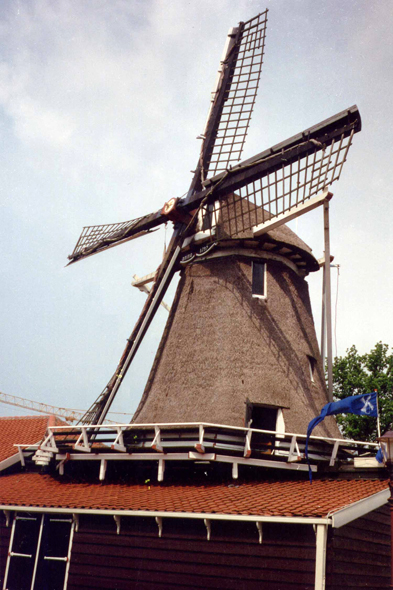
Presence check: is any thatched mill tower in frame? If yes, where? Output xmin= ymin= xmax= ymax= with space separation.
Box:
xmin=133 ymin=195 xmax=339 ymax=438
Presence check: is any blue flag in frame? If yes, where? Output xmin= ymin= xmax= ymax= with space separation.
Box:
xmin=306 ymin=392 xmax=379 ymax=481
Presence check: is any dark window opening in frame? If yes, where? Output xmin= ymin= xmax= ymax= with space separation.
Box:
xmin=252 ymin=261 xmax=266 ymax=298
xmin=308 ymin=355 xmax=316 ymax=382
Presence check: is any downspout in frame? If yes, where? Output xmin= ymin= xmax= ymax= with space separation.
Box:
xmin=315 ymin=523 xmax=328 ymax=590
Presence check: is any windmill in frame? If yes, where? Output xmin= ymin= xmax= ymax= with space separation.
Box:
xmin=68 ymin=11 xmax=361 ymax=435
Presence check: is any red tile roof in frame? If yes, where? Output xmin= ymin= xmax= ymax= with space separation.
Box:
xmin=0 ymin=415 xmax=63 ymax=464
xmin=0 ymin=472 xmax=388 ymax=519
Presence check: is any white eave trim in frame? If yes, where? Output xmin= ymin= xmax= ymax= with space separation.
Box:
xmin=0 ymin=454 xmax=21 ymax=472
xmin=0 ymin=504 xmax=330 ymax=526
xmin=329 ymin=487 xmax=390 ymax=528
xmin=0 ymin=447 xmax=36 ymax=472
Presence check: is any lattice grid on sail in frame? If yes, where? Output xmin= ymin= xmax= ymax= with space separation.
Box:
xmin=206 ymin=11 xmax=268 ymax=179
xmin=71 ymin=215 xmax=148 ymax=259
xmin=202 ymin=129 xmax=355 ymax=239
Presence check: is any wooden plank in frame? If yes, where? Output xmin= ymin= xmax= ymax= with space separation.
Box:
xmin=68 ymin=573 xmax=314 ymax=590
xmin=326 ymin=572 xmax=390 ymax=588
xmin=331 ymin=559 xmax=390 ymax=576
xmin=332 ymin=536 xmax=390 ymax=556
xmin=72 ymin=538 xmax=315 ymax=564
xmin=332 ymin=522 xmax=390 ymax=545
xmin=70 ymin=551 xmax=316 ymax=582
xmin=71 ymin=545 xmax=315 ymax=573
xmin=335 ymin=515 xmax=390 ymax=536
xmin=68 ymin=562 xmax=315 ymax=588
xmin=326 ymin=577 xmax=389 ymax=590
xmin=360 ymin=508 xmax=390 ymax=525
xmin=73 ymin=526 xmax=315 ymax=550
xmin=74 ymin=519 xmax=315 ymax=557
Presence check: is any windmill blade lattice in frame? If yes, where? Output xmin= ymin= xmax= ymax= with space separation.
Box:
xmin=205 ymin=11 xmax=268 ymax=179
xmin=217 ymin=128 xmax=355 ymax=237
xmin=198 ymin=106 xmax=360 ymax=238
xmin=69 ymin=212 xmax=159 ymax=264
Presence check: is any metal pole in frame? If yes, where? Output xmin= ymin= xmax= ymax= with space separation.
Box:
xmin=390 ymin=473 xmax=393 ymax=588
xmin=320 ymin=262 xmax=326 ymax=363
xmin=376 ymin=392 xmax=381 ymax=439
xmin=323 ymin=198 xmax=333 ymax=402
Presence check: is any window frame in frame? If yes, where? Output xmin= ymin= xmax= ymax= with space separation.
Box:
xmin=307 ymin=355 xmax=316 ymax=383
xmin=252 ymin=260 xmax=267 ymax=299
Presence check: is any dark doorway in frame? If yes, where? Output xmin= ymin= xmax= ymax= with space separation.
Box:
xmin=246 ymin=403 xmax=279 ymax=454
xmin=249 ymin=404 xmax=277 ymax=431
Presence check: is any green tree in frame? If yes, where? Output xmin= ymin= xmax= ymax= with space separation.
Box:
xmin=332 ymin=342 xmax=393 ymax=441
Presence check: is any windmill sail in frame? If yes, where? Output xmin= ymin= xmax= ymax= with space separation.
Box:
xmin=69 ymin=105 xmax=360 ymax=266
xmin=195 ymin=105 xmax=361 ymax=239
xmin=68 ymin=211 xmax=162 ymax=264
xmin=204 ymin=11 xmax=268 ymax=179
xmin=189 ymin=11 xmax=268 ymax=196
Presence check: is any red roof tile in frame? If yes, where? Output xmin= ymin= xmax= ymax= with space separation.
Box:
xmin=0 ymin=472 xmax=388 ymax=519
xmin=0 ymin=415 xmax=63 ymax=464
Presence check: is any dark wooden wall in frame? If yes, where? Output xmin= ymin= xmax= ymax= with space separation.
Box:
xmin=2 ymin=507 xmax=390 ymax=589
xmin=326 ymin=505 xmax=391 ymax=590
xmin=0 ymin=512 xmax=11 ymax=588
xmin=68 ymin=516 xmax=317 ymax=590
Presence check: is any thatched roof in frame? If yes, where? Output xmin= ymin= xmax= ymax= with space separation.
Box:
xmin=218 ymin=193 xmax=312 ymax=251
xmin=195 ymin=194 xmax=319 ymax=274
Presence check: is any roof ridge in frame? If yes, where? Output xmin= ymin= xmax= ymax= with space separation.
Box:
xmin=0 ymin=414 xmax=50 ymax=422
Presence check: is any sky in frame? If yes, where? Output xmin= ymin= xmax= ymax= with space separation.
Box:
xmin=1 ymin=0 xmax=392 ymax=420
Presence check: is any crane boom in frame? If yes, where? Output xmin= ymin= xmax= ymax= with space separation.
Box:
xmin=0 ymin=391 xmax=123 ymax=424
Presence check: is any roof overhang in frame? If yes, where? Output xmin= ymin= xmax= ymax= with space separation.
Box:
xmin=0 ymin=454 xmax=21 ymax=472
xmin=0 ymin=503 xmax=330 ymax=526
xmin=0 ymin=445 xmax=38 ymax=473
xmin=1 ymin=486 xmax=388 ymax=528
xmin=328 ymin=487 xmax=390 ymax=528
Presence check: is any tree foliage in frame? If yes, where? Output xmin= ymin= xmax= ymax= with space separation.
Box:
xmin=332 ymin=342 xmax=393 ymax=441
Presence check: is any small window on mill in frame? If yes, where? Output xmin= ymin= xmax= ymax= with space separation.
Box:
xmin=308 ymin=355 xmax=316 ymax=383
xmin=252 ymin=261 xmax=266 ymax=298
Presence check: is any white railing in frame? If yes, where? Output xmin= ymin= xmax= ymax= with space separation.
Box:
xmin=14 ymin=421 xmax=380 ymax=482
